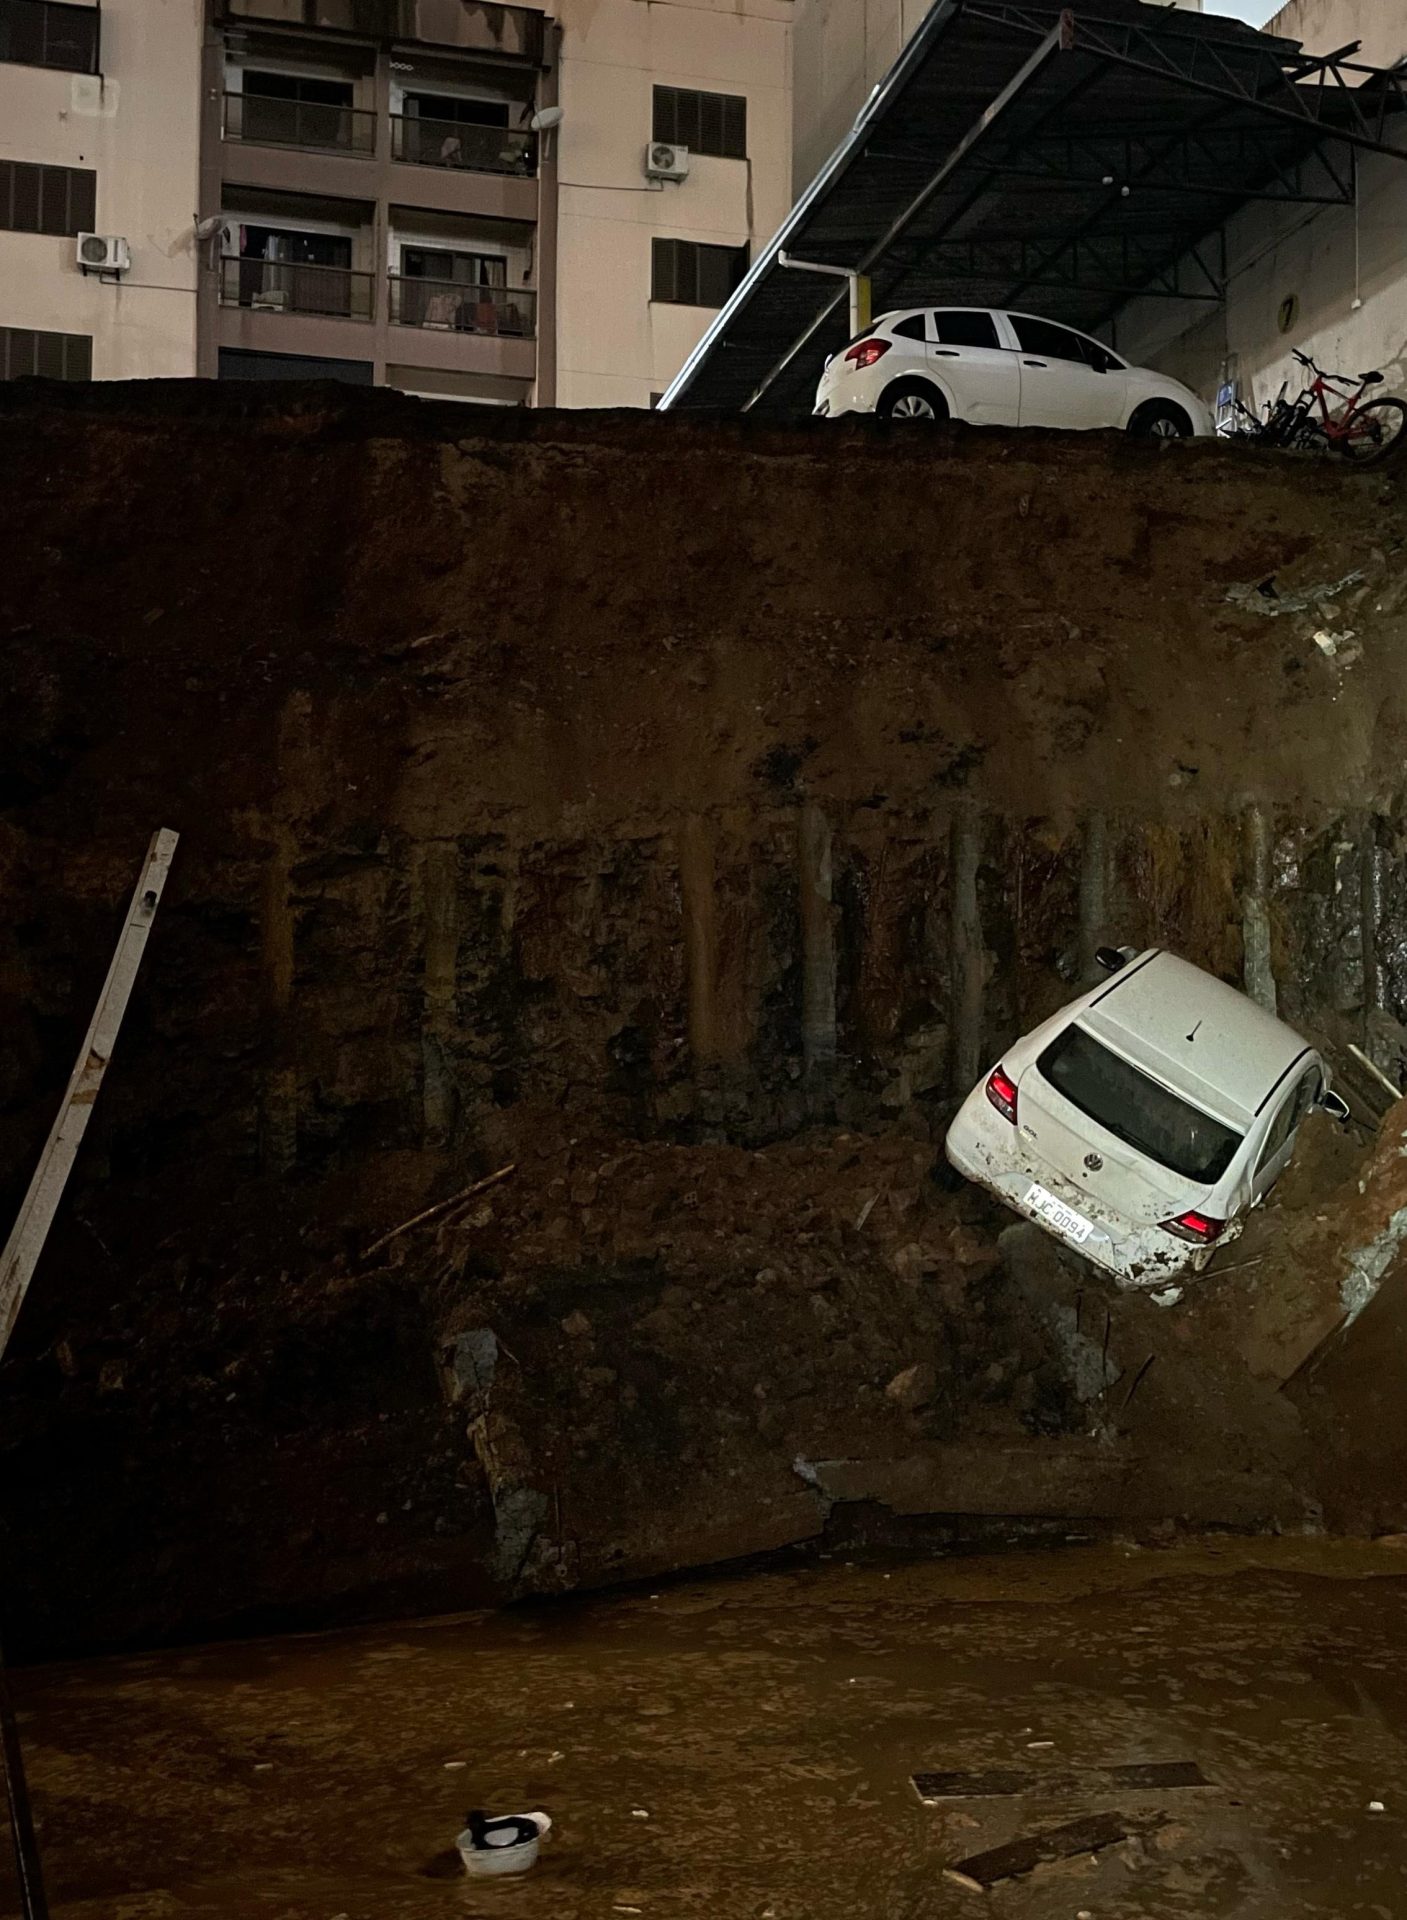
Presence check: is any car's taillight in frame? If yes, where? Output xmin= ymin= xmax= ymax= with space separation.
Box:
xmin=844 ymin=338 xmax=891 ymax=369
xmin=1162 ymin=1210 xmax=1225 ymax=1244
xmin=985 ymin=1066 xmax=1018 ymax=1124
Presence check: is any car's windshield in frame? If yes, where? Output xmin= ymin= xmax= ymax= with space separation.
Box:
xmin=1037 ymin=1025 xmax=1242 ymax=1184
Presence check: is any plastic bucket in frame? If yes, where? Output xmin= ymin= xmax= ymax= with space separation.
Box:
xmin=456 ymin=1811 xmax=551 ymax=1878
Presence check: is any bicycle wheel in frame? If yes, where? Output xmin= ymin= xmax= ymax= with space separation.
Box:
xmin=1339 ymin=397 xmax=1407 ymax=465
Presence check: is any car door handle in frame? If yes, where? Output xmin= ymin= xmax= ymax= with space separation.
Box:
xmin=1022 ymin=358 xmax=1048 ymax=368
xmin=934 ymin=348 xmax=960 ymax=357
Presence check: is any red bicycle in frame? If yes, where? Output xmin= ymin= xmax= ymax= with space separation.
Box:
xmin=1287 ymin=348 xmax=1407 ymax=465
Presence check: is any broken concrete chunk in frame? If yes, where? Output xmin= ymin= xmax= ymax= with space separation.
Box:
xmin=891 ymin=1242 xmax=929 ymax=1280
xmin=449 ymin=1327 xmax=498 ymax=1405
xmin=885 ymin=1363 xmax=937 ymax=1411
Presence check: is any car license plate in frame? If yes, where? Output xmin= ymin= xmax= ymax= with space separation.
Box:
xmin=1023 ymin=1182 xmax=1094 ymax=1244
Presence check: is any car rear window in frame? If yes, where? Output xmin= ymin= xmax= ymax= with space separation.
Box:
xmin=1038 ymin=1025 xmax=1243 ymax=1184
xmin=890 ymin=315 xmax=927 ymax=341
xmin=933 ymin=310 xmax=1000 ymax=349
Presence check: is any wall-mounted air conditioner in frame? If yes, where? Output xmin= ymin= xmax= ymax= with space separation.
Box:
xmin=645 ymin=142 xmax=689 ymax=182
xmin=76 ymin=233 xmax=131 ymax=275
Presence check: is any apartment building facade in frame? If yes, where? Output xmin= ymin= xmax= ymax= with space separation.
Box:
xmin=0 ymin=0 xmax=201 ymax=383
xmin=0 ymin=0 xmax=793 ymax=406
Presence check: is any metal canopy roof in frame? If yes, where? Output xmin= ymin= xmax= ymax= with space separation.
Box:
xmin=661 ymin=0 xmax=1407 ymax=416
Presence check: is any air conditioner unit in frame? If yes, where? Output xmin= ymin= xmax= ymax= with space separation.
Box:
xmin=645 ymin=141 xmax=689 ymax=181
xmin=76 ymin=233 xmax=130 ymax=274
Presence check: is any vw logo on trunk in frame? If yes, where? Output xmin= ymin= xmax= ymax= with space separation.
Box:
xmin=1084 ymin=1152 xmax=1103 ymax=1172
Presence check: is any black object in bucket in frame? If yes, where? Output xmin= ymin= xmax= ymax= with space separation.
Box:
xmin=465 ymin=1809 xmax=540 ymax=1851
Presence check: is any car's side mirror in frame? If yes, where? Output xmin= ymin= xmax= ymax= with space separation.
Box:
xmin=1095 ymin=946 xmax=1128 ymax=973
xmin=1318 ymin=1089 xmax=1351 ymax=1123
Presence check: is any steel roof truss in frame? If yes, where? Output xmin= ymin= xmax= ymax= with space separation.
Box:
xmin=963 ymin=2 xmax=1407 ymax=155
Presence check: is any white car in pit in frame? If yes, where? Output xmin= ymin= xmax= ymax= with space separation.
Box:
xmin=814 ymin=306 xmax=1213 ymax=439
xmin=944 ymin=947 xmax=1349 ymax=1289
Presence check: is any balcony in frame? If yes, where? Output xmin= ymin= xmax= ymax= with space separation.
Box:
xmin=221 ymin=0 xmax=544 ymax=63
xmin=223 ymin=92 xmax=377 ymax=156
xmin=219 ymin=256 xmax=375 ymax=320
xmin=388 ymin=274 xmax=534 ymax=339
xmin=391 ymin=114 xmax=535 ymax=178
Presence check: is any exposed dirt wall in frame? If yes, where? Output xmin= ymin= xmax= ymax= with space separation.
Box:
xmin=3 ymin=383 xmax=1407 ymax=1651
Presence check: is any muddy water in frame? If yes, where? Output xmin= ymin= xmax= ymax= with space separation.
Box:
xmin=8 ymin=1539 xmax=1407 ymax=1920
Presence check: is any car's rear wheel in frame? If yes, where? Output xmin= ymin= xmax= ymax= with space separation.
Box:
xmin=877 ymin=379 xmax=948 ymax=422
xmin=1128 ymin=400 xmax=1193 ymax=440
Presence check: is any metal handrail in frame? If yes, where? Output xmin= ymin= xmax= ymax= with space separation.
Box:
xmin=222 ymin=91 xmax=377 ymax=156
xmin=391 ymin=112 xmax=536 ymax=177
xmin=387 ymin=273 xmax=535 ymax=337
xmin=219 ymin=256 xmax=376 ymax=321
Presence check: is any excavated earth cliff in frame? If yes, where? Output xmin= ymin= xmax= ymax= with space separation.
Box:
xmin=3 ymin=382 xmax=1407 ymax=1653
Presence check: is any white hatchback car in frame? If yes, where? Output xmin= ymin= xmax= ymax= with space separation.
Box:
xmin=944 ymin=948 xmax=1347 ymax=1289
xmin=814 ymin=306 xmax=1213 ymax=439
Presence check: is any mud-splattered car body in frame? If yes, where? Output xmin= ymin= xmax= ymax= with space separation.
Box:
xmin=945 ymin=949 xmax=1342 ymax=1289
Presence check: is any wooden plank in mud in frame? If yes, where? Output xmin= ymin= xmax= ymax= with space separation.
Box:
xmin=943 ymin=1812 xmax=1129 ymax=1892
xmin=913 ymin=1759 xmax=1210 ymax=1802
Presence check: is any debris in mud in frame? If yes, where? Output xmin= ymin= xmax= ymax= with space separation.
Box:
xmin=1313 ymin=627 xmax=1361 ymax=665
xmin=1225 ymin=568 xmax=1366 ymax=615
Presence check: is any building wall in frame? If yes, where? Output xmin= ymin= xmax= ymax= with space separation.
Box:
xmin=1266 ymin=0 xmax=1407 ymax=69
xmin=551 ymin=0 xmax=793 ymax=409
xmin=789 ymin=0 xmax=926 ymax=194
xmin=1112 ymin=0 xmax=1407 ymax=414
xmin=0 ymin=0 xmax=202 ymax=379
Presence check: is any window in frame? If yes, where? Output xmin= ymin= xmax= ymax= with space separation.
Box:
xmin=236 ymin=70 xmax=364 ymax=153
xmin=0 ymin=0 xmax=98 ymax=72
xmin=1082 ymin=337 xmax=1122 ymax=373
xmin=402 ymin=88 xmax=510 ymax=131
xmin=1038 ymin=1025 xmax=1243 ymax=1185
xmin=651 ymin=237 xmax=747 ymax=308
xmin=0 ymin=325 xmax=91 ymax=380
xmin=400 ymin=245 xmax=506 ymax=289
xmin=653 ymin=85 xmax=746 ymax=160
xmin=0 ymin=159 xmax=96 ymax=236
xmin=244 ymin=70 xmax=354 ymax=108
xmin=1008 ymin=314 xmax=1090 ymax=364
xmin=891 ymin=315 xmax=927 ymax=342
xmin=933 ymin=310 xmax=1000 ymax=349
xmin=1255 ymin=1066 xmax=1320 ymax=1176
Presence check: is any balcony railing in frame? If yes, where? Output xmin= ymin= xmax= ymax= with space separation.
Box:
xmin=219 ymin=256 xmax=375 ymax=321
xmin=391 ymin=114 xmax=535 ymax=177
xmin=223 ymin=92 xmax=377 ymax=156
xmin=388 ymin=275 xmax=535 ymax=338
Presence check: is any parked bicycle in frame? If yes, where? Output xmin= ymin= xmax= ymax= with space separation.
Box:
xmin=1288 ymin=349 xmax=1407 ymax=462
xmin=1217 ymin=350 xmax=1405 ymax=465
xmin=1218 ymin=379 xmax=1320 ymax=451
